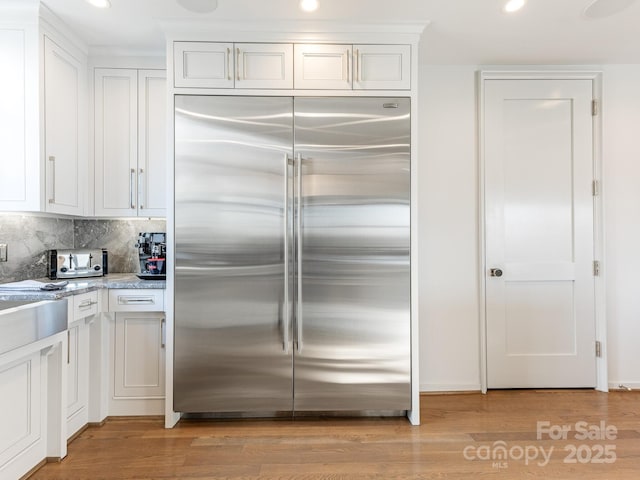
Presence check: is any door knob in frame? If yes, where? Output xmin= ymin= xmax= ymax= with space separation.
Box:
xmin=490 ymin=268 xmax=503 ymax=277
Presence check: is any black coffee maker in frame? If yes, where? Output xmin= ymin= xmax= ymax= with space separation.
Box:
xmin=135 ymin=232 xmax=166 ymax=279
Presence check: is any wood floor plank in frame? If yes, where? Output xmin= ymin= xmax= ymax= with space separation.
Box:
xmin=29 ymin=391 xmax=640 ymax=480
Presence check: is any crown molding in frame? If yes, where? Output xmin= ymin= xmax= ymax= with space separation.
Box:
xmin=159 ymin=19 xmax=428 ymax=44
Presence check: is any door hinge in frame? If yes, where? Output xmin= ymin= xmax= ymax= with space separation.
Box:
xmin=593 ymin=260 xmax=600 ymax=276
xmin=592 ymin=99 xmax=599 ymax=116
xmin=592 ymin=180 xmax=600 ymax=196
xmin=595 ymin=340 xmax=602 ymax=358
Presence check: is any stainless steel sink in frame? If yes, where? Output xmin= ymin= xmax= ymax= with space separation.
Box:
xmin=0 ymin=299 xmax=68 ymax=356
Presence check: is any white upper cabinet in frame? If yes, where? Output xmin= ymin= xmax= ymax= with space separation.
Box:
xmin=44 ymin=36 xmax=85 ymax=215
xmin=174 ymin=42 xmax=234 ymax=88
xmin=0 ymin=19 xmax=87 ymax=214
xmin=138 ymin=70 xmax=167 ymax=216
xmin=294 ymin=44 xmax=411 ymax=90
xmin=174 ymin=41 xmax=294 ymax=89
xmin=0 ymin=26 xmax=39 ymax=211
xmin=94 ymin=68 xmax=166 ymax=217
xmin=94 ymin=68 xmax=138 ymax=217
xmin=173 ymin=41 xmax=411 ymax=91
xmin=353 ymin=44 xmax=411 ymax=90
xmin=235 ymin=43 xmax=293 ymax=89
xmin=294 ymin=44 xmax=352 ymax=90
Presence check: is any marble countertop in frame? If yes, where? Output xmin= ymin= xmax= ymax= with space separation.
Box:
xmin=0 ymin=274 xmax=166 ymax=301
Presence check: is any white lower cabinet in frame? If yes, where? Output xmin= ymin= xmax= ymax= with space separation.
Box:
xmin=0 ymin=351 xmax=43 ymax=478
xmin=66 ymin=321 xmax=90 ymax=438
xmin=67 ymin=291 xmax=98 ymax=439
xmin=108 ymin=289 xmax=165 ymax=416
xmin=0 ymin=331 xmax=67 ymax=480
xmin=113 ymin=312 xmax=165 ymax=399
xmin=67 ymin=323 xmax=87 ymax=434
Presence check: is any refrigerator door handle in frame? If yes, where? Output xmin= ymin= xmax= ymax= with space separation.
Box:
xmin=283 ymin=153 xmax=290 ymax=353
xmin=296 ymin=152 xmax=303 ymax=353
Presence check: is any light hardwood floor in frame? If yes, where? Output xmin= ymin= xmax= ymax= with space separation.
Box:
xmin=30 ymin=391 xmax=640 ymax=479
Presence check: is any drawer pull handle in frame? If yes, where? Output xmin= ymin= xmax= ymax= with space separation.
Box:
xmin=118 ymin=296 xmax=155 ymax=305
xmin=78 ymin=300 xmax=98 ymax=309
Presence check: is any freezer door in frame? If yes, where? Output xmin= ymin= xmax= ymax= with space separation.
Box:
xmin=174 ymin=96 xmax=294 ymax=413
xmin=293 ymin=97 xmax=411 ymax=411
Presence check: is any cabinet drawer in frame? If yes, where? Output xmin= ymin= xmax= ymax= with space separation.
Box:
xmin=72 ymin=291 xmax=99 ymax=321
xmin=108 ymin=289 xmax=164 ymax=312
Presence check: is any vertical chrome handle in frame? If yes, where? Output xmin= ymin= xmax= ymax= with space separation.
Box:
xmin=48 ymin=156 xmax=56 ymax=204
xmin=67 ymin=330 xmax=70 ymax=364
xmin=130 ymin=168 xmax=135 ymax=209
xmin=226 ymin=47 xmax=231 ymax=81
xmin=283 ymin=154 xmax=290 ymax=353
xmin=161 ymin=318 xmax=166 ymax=349
xmin=138 ymin=168 xmax=144 ymax=210
xmin=346 ymin=49 xmax=351 ymax=84
xmin=355 ymin=48 xmax=360 ymax=83
xmin=296 ymin=153 xmax=303 ymax=353
xmin=236 ymin=47 xmax=241 ymax=81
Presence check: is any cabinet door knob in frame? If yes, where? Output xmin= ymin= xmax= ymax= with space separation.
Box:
xmin=490 ymin=268 xmax=503 ymax=277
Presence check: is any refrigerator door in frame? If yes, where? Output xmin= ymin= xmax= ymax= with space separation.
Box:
xmin=174 ymin=96 xmax=294 ymax=412
xmin=293 ymin=97 xmax=411 ymax=411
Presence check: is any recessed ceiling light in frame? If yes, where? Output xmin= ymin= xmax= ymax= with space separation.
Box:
xmin=85 ymin=0 xmax=111 ymax=8
xmin=300 ymin=0 xmax=319 ymax=12
xmin=176 ymin=0 xmax=218 ymax=13
xmin=503 ymin=0 xmax=526 ymax=13
xmin=584 ymin=0 xmax=637 ymax=18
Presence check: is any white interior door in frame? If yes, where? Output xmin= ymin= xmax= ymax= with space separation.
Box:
xmin=484 ymin=78 xmax=596 ymax=388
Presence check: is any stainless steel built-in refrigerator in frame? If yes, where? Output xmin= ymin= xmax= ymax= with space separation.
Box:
xmin=174 ymin=96 xmax=410 ymax=415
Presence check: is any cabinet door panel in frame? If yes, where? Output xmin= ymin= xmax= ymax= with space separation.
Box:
xmin=138 ymin=70 xmax=167 ymax=216
xmin=236 ymin=43 xmax=293 ymax=89
xmin=66 ymin=322 xmax=88 ymax=429
xmin=94 ymin=68 xmax=138 ymax=216
xmin=174 ymin=42 xmax=234 ymax=88
xmin=353 ymin=44 xmax=411 ymax=90
xmin=114 ymin=312 xmax=165 ymax=398
xmin=44 ymin=36 xmax=83 ymax=215
xmin=0 ymin=28 xmax=39 ymax=210
xmin=294 ymin=44 xmax=352 ymax=89
xmin=0 ymin=352 xmax=41 ymax=468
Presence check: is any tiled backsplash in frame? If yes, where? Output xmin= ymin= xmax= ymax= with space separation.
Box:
xmin=74 ymin=219 xmax=166 ymax=274
xmin=0 ymin=214 xmax=166 ymax=282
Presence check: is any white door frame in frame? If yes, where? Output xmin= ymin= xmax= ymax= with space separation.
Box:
xmin=478 ymin=69 xmax=607 ymax=393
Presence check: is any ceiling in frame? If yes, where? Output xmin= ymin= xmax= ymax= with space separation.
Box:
xmin=39 ymin=0 xmax=640 ymax=64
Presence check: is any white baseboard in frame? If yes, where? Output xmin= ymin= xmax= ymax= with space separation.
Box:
xmin=420 ymin=383 xmax=482 ymax=392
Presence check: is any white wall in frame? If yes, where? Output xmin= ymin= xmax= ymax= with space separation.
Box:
xmin=602 ymin=65 xmax=640 ymax=389
xmin=417 ymin=63 xmax=640 ymax=392
xmin=418 ymin=65 xmax=481 ymax=391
